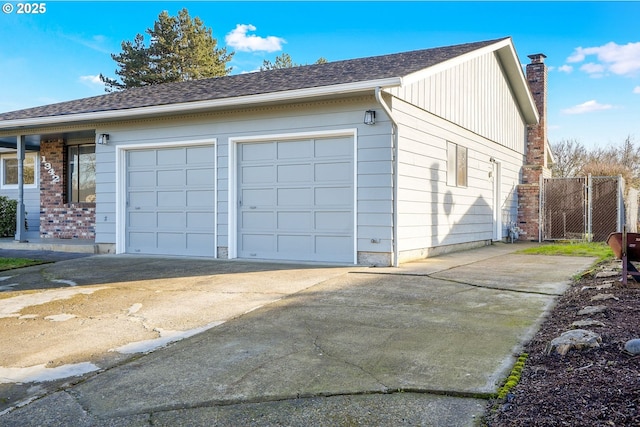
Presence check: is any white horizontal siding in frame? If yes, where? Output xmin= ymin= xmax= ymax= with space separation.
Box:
xmin=392 ymin=95 xmax=524 ymax=254
xmin=390 ymin=51 xmax=526 ymax=153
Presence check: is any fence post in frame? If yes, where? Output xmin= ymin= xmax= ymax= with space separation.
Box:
xmin=618 ymin=175 xmax=624 ymax=232
xmin=587 ymin=174 xmax=592 ymax=242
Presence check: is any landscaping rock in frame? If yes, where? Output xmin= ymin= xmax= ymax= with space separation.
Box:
xmin=624 ymin=339 xmax=640 ymax=355
xmin=590 ymin=293 xmax=619 ymax=302
xmin=577 ymin=305 xmax=608 ymax=316
xmin=571 ymin=319 xmax=605 ymax=328
xmin=582 ymin=282 xmax=614 ymax=291
xmin=546 ymin=329 xmax=602 ymax=356
xmin=595 ymin=270 xmax=620 ymax=279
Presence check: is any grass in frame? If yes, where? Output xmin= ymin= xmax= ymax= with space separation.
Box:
xmin=0 ymin=257 xmax=48 ymax=271
xmin=518 ymin=241 xmax=614 ymax=263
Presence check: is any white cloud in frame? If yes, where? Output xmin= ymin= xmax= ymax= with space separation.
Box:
xmin=79 ymin=74 xmax=103 ymax=88
xmin=566 ymin=42 xmax=640 ymax=77
xmin=634 ymin=86 xmax=640 ymax=94
xmin=225 ymin=24 xmax=285 ymax=52
xmin=561 ymin=100 xmax=614 ymax=115
xmin=558 ymin=64 xmax=573 ymax=73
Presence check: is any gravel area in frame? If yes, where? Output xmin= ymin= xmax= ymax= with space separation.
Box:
xmin=484 ymin=259 xmax=640 ymax=426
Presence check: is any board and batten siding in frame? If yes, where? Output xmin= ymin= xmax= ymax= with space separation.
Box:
xmin=93 ymin=98 xmax=394 ymax=260
xmin=389 ymin=51 xmax=527 ymax=153
xmin=391 ymin=91 xmax=525 ymax=260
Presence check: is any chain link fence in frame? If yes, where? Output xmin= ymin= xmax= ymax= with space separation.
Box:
xmin=541 ymin=176 xmax=636 ymax=242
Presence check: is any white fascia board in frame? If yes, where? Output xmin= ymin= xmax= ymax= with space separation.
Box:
xmin=0 ymin=77 xmax=402 ymax=132
xmin=400 ymin=38 xmax=539 ymax=125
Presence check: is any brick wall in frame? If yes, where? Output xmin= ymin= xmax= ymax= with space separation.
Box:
xmin=518 ymin=54 xmax=550 ymax=241
xmin=39 ymin=139 xmax=95 ymax=239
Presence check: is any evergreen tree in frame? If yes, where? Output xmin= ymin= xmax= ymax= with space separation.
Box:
xmin=100 ymin=9 xmax=233 ymax=91
xmin=260 ymin=53 xmax=327 ymax=71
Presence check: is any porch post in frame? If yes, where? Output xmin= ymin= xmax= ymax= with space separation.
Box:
xmin=15 ymin=135 xmax=27 ymax=242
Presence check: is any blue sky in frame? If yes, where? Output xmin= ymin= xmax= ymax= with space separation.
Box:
xmin=1 ymin=1 xmax=639 ymax=150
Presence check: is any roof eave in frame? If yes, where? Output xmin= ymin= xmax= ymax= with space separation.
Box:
xmin=0 ymin=77 xmax=402 ymax=132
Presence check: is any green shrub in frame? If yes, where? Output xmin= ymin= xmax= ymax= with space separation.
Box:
xmin=0 ymin=196 xmax=18 ymax=237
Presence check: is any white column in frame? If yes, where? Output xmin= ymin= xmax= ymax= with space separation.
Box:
xmin=15 ymin=135 xmax=27 ymax=242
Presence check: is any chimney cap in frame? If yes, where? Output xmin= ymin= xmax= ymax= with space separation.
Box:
xmin=528 ymin=53 xmax=547 ymax=64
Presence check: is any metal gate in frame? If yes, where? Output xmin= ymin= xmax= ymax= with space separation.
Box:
xmin=541 ymin=176 xmax=625 ymax=242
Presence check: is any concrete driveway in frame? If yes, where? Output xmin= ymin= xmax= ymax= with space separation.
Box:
xmin=0 ymin=243 xmax=595 ymax=426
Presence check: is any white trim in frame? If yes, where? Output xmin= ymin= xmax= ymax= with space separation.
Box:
xmin=0 ymin=78 xmax=401 ymax=131
xmin=115 ymin=138 xmax=217 ymax=255
xmin=228 ymin=128 xmax=358 ymax=264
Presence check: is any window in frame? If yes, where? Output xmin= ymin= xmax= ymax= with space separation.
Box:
xmin=68 ymin=144 xmax=96 ymax=203
xmin=447 ymin=141 xmax=467 ymax=187
xmin=1 ymin=152 xmax=37 ymax=188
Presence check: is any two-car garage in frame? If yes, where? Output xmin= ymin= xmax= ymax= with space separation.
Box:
xmin=121 ymin=133 xmax=355 ymax=263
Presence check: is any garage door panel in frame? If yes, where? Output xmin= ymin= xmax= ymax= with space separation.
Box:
xmin=278 ymin=234 xmax=312 ymax=253
xmin=158 ymin=232 xmax=185 ymax=249
xmin=277 ymin=188 xmax=312 ymax=206
xmin=129 ymin=212 xmax=156 ymax=228
xmin=242 ymin=165 xmax=274 ymax=184
xmin=187 ymin=212 xmax=215 ymax=227
xmin=315 ymin=211 xmax=352 ymax=231
xmin=187 ymin=233 xmax=215 ymax=253
xmin=158 ymin=212 xmax=185 ymax=228
xmin=128 ymin=171 xmax=155 ymax=186
xmin=315 ymin=187 xmax=351 ymax=205
xmin=187 ymin=146 xmax=214 ymax=164
xmin=278 ymin=211 xmax=312 ymax=230
xmin=316 ymin=236 xmax=352 ymax=260
xmin=126 ymin=145 xmax=215 ymax=257
xmin=278 ymin=164 xmax=311 ymax=182
xmin=242 ymin=211 xmax=274 ymax=229
xmin=187 ymin=168 xmax=214 ymax=186
xmin=242 ymin=234 xmax=275 ymax=252
xmin=158 ymin=191 xmax=184 ymax=206
xmin=187 ymin=190 xmax=214 ymax=207
xmin=315 ymin=162 xmax=351 ymax=182
xmin=238 ymin=136 xmax=353 ymax=263
xmin=128 ymin=232 xmax=155 ymax=249
xmin=157 ymin=169 xmax=184 ymax=186
xmin=157 ymin=148 xmax=184 ymax=165
xmin=242 ymin=188 xmax=274 ymax=206
xmin=315 ymin=138 xmax=352 ymax=157
xmin=277 ymin=140 xmax=312 ymax=159
xmin=129 ymin=191 xmax=156 ymax=207
xmin=128 ymin=151 xmax=156 ymax=167
xmin=242 ymin=143 xmax=274 ymax=161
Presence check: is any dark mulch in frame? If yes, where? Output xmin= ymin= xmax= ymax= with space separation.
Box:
xmin=484 ymin=259 xmax=640 ymax=426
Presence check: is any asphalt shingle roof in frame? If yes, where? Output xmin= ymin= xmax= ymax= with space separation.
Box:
xmin=0 ymin=38 xmax=507 ymax=122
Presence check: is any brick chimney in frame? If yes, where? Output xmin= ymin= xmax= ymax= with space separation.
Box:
xmin=517 ymin=53 xmax=551 ymax=241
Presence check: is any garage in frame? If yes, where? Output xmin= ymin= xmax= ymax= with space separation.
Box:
xmin=126 ymin=144 xmax=215 ymax=256
xmin=237 ymin=136 xmax=354 ymax=263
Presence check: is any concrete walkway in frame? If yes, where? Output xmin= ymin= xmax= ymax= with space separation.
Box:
xmin=0 ymin=243 xmax=595 ymax=426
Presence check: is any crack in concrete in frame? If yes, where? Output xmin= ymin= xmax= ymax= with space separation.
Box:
xmin=304 ymin=321 xmax=390 ymax=393
xmin=355 ymin=271 xmax=564 ymax=296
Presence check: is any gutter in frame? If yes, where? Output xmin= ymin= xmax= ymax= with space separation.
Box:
xmin=374 ymin=87 xmax=399 ymax=267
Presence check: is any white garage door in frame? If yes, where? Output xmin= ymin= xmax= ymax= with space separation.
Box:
xmin=126 ymin=145 xmax=215 ymax=256
xmin=238 ymin=136 xmax=354 ymax=263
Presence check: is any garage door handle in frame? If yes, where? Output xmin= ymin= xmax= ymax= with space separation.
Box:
xmin=249 ymin=206 xmax=257 ymax=209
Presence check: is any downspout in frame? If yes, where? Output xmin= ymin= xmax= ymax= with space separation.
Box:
xmin=374 ymin=87 xmax=399 ymax=267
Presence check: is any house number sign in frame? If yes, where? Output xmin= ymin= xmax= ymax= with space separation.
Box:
xmin=41 ymin=155 xmax=60 ymax=183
